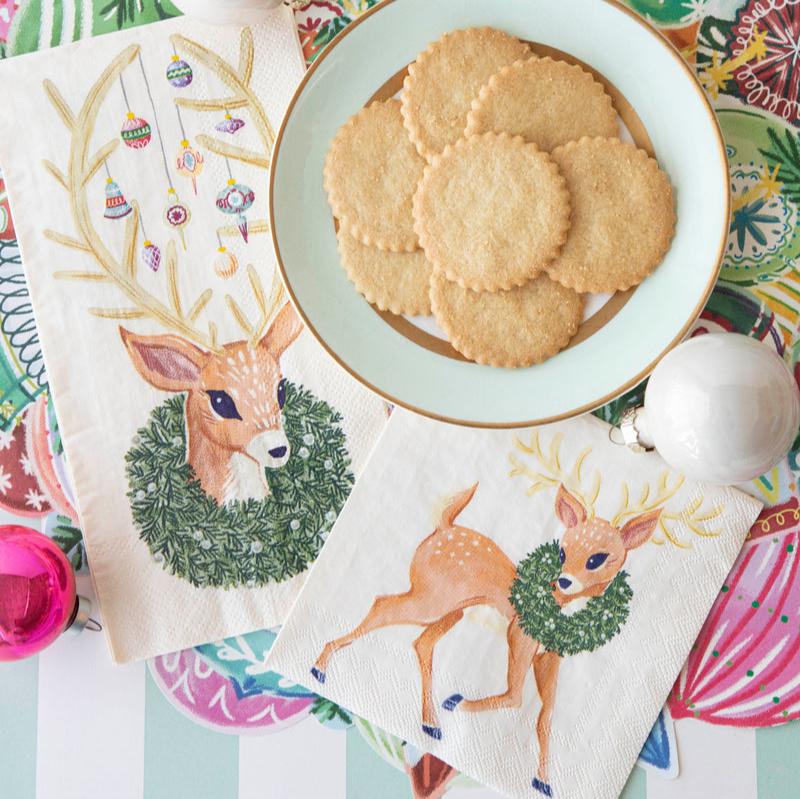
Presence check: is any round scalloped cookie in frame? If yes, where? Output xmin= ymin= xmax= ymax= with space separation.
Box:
xmin=546 ymin=137 xmax=675 ymax=293
xmin=337 ymin=228 xmax=433 ymax=316
xmin=430 ymin=271 xmax=584 ymax=368
xmin=323 ymin=99 xmax=425 ymax=252
xmin=413 ymin=132 xmax=571 ymax=292
xmin=401 ymin=27 xmax=530 ymax=160
xmin=465 ymin=56 xmax=618 ymax=151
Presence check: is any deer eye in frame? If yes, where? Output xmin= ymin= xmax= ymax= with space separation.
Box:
xmin=559 ymin=547 xmax=565 ymax=565
xmin=277 ymin=378 xmax=287 ymax=410
xmin=207 ymin=390 xmax=242 ymax=420
xmin=586 ymin=552 xmax=609 ymax=571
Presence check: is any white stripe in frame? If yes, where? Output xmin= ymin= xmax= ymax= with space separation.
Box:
xmin=36 ymin=577 xmax=145 ymax=799
xmin=39 ymin=0 xmax=53 ymax=51
xmin=754 ymin=539 xmax=776 ymax=578
xmin=58 ymin=0 xmax=74 ymax=45
xmin=689 ymin=635 xmax=752 ymax=698
xmin=238 ymin=716 xmax=346 ymax=799
xmin=647 ymin=719 xmax=756 ymax=799
xmin=81 ymin=0 xmax=92 ymax=38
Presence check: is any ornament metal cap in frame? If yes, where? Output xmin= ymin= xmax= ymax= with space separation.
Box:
xmin=64 ymin=595 xmax=101 ymax=636
xmin=618 ymin=407 xmax=654 ymax=454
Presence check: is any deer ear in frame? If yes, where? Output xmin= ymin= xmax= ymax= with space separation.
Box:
xmin=620 ymin=509 xmax=661 ymax=550
xmin=555 ymin=484 xmax=587 ymax=529
xmin=260 ymin=302 xmax=303 ymax=359
xmin=120 ymin=327 xmax=208 ymax=392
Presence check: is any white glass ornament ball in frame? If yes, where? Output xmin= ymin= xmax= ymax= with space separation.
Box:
xmin=635 ymin=333 xmax=800 ymax=484
xmin=170 ymin=0 xmax=283 ymax=26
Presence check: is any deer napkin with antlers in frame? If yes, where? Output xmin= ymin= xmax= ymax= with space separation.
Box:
xmin=266 ymin=411 xmax=762 ymax=799
xmin=0 ymin=13 xmax=389 ymax=662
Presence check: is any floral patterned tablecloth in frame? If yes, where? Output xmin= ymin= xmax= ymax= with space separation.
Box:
xmin=0 ymin=2 xmax=799 ymax=798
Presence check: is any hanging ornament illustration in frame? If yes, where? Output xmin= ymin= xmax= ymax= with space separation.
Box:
xmin=165 ymin=188 xmax=191 ymax=250
xmin=102 ymin=160 xmax=132 ymax=220
xmin=214 ymin=233 xmax=239 ymax=279
xmin=137 ymin=209 xmax=161 ymax=272
xmin=120 ymin=112 xmax=152 ymax=149
xmin=132 ymin=52 xmax=192 ymax=250
xmin=216 ymin=178 xmax=255 ymax=243
xmin=173 ymin=104 xmax=204 ymax=195
xmin=216 ymin=112 xmax=245 ymax=135
xmin=166 ymin=53 xmax=193 ymax=88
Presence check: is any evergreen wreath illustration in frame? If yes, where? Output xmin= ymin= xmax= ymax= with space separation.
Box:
xmin=510 ymin=540 xmax=633 ymax=657
xmin=126 ymin=385 xmax=353 ymax=588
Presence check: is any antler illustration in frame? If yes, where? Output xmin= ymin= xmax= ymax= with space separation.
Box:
xmin=41 ymin=45 xmax=220 ymax=352
xmin=611 ymin=473 xmax=723 ymax=548
xmin=509 ymin=431 xmax=601 ymax=516
xmin=171 ymin=30 xmax=274 ymax=167
xmin=225 ymin=263 xmax=285 ymax=348
xmin=170 ymin=29 xmax=273 ymax=242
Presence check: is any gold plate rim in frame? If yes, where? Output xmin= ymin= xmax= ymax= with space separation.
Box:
xmin=269 ymin=0 xmax=730 ymax=430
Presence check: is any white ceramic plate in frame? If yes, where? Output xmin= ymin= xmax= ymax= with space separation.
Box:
xmin=270 ymin=0 xmax=728 ymax=427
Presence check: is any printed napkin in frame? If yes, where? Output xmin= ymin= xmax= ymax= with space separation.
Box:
xmin=0 ymin=10 xmax=388 ymax=663
xmin=267 ymin=411 xmax=762 ymax=799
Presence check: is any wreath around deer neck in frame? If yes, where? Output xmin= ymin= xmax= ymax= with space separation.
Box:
xmin=125 ymin=381 xmax=354 ymax=589
xmin=510 ymin=540 xmax=633 ymax=657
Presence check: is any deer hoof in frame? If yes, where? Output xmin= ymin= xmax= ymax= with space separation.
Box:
xmin=310 ymin=667 xmax=326 ymax=684
xmin=421 ymin=724 xmax=442 ymax=740
xmin=532 ymin=777 xmax=552 ymax=797
xmin=442 ymin=694 xmax=463 ymax=712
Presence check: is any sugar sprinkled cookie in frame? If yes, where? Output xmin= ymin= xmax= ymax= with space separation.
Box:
xmin=401 ymin=27 xmax=530 ymax=160
xmin=546 ymin=137 xmax=675 ymax=293
xmin=337 ymin=229 xmax=433 ymax=316
xmin=413 ymin=132 xmax=571 ymax=292
xmin=465 ymin=56 xmax=618 ymax=151
xmin=324 ymin=99 xmax=425 ymax=252
xmin=430 ymin=271 xmax=584 ymax=368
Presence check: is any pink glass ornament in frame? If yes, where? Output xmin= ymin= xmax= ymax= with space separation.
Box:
xmin=0 ymin=525 xmax=76 ymax=661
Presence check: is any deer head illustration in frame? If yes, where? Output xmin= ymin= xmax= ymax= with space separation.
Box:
xmin=551 ymin=485 xmax=661 ymax=609
xmin=120 ymin=300 xmax=303 ymax=506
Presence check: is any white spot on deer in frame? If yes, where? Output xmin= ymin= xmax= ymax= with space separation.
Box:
xmin=447 ymin=534 xmax=453 ymax=540
xmin=458 ymin=560 xmax=464 ymax=566
xmin=472 ymin=539 xmax=479 ymax=547
xmin=226 ymin=357 xmax=235 ymax=366
xmin=248 ymin=388 xmax=257 ymax=399
xmin=242 ymin=365 xmax=250 ymax=376
xmin=238 ymin=351 xmax=246 ymax=363
xmin=465 ymin=551 xmax=471 ymax=557
xmin=450 ymin=552 xmax=455 ymax=558
xmin=458 ymin=541 xmax=464 ymax=547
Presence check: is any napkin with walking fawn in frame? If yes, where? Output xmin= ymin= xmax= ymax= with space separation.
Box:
xmin=266 ymin=411 xmax=762 ymax=799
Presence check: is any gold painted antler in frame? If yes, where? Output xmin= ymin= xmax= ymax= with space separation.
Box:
xmin=41 ymin=46 xmax=220 ymax=352
xmin=225 ymin=264 xmax=285 ymax=348
xmin=509 ymin=431 xmax=601 ymax=516
xmin=171 ymin=29 xmax=275 ymax=166
xmin=611 ymin=473 xmax=722 ymax=547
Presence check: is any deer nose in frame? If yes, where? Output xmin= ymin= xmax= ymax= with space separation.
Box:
xmin=268 ymin=446 xmax=287 ymax=459
xmin=557 ymin=577 xmax=572 ymax=590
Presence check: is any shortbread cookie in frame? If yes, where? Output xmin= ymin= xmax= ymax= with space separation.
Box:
xmin=546 ymin=137 xmax=675 ymax=293
xmin=430 ymin=271 xmax=584 ymax=368
xmin=337 ymin=229 xmax=433 ymax=316
xmin=324 ymin=99 xmax=425 ymax=252
xmin=401 ymin=27 xmax=530 ymax=159
xmin=465 ymin=56 xmax=618 ymax=151
xmin=413 ymin=132 xmax=571 ymax=292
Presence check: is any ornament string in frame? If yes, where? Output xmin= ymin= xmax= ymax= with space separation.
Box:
xmin=137 ymin=52 xmax=174 ymax=191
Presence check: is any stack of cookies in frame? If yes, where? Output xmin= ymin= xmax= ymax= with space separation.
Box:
xmin=324 ymin=27 xmax=676 ymax=368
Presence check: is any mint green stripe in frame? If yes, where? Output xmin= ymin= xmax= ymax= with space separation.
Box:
xmin=73 ymin=0 xmax=83 ymax=42
xmin=50 ymin=0 xmax=63 ymax=48
xmin=619 ymin=765 xmax=647 ymax=799
xmin=143 ymin=670 xmax=238 ymax=799
xmin=346 ymin=725 xmax=410 ymax=799
xmin=0 ymin=657 xmax=39 ymax=799
xmin=757 ymin=724 xmax=800 ymax=798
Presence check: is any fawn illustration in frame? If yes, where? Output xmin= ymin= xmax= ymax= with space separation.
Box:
xmin=121 ymin=299 xmax=303 ymax=505
xmin=311 ymin=436 xmax=720 ymax=796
